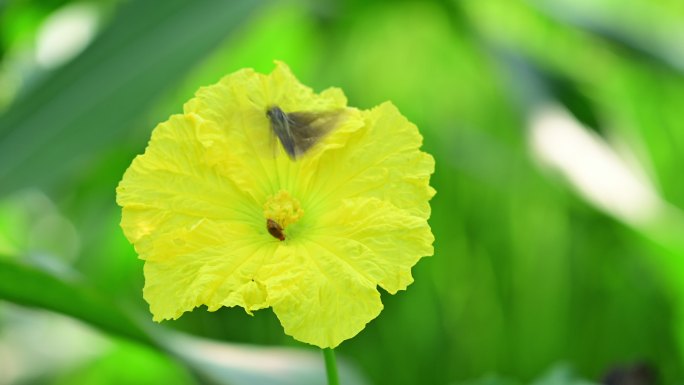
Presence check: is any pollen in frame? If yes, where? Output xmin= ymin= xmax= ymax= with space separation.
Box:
xmin=263 ymin=190 xmax=304 ymax=237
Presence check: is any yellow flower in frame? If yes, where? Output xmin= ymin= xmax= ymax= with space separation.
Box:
xmin=116 ymin=62 xmax=435 ymax=348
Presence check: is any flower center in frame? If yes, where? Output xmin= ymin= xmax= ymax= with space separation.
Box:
xmin=263 ymin=190 xmax=304 ymax=241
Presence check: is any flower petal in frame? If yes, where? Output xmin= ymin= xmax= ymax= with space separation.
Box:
xmin=258 ymin=197 xmax=432 ymax=348
xmin=143 ymin=218 xmax=275 ymax=320
xmin=117 ymin=114 xmax=262 ymax=246
xmin=261 ymin=242 xmax=383 ymax=349
xmin=315 ymin=197 xmax=434 ymax=294
xmin=304 ymin=102 xmax=435 ymax=219
xmin=117 ymin=114 xmax=274 ymax=319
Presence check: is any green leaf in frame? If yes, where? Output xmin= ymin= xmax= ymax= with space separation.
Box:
xmin=0 ymin=257 xmax=155 ymax=346
xmin=0 ymin=0 xmax=262 ymax=196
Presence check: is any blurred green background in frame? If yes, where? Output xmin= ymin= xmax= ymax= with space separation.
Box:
xmin=2 ymin=0 xmax=684 ymax=384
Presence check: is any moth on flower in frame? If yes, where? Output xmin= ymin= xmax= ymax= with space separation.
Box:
xmin=116 ymin=62 xmax=435 ymax=348
xmin=265 ymin=105 xmax=341 ymax=160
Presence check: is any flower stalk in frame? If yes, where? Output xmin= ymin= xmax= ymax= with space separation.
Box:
xmin=323 ymin=348 xmax=340 ymax=385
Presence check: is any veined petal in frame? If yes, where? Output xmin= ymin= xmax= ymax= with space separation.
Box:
xmin=143 ymin=218 xmax=275 ymax=320
xmin=314 ymin=197 xmax=434 ymax=295
xmin=305 ymin=102 xmax=435 ymax=219
xmin=117 ymin=114 xmax=263 ymax=252
xmin=117 ymin=114 xmax=275 ymax=319
xmin=262 ymin=243 xmax=383 ymax=349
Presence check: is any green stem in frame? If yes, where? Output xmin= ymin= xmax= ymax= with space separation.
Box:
xmin=322 ymin=348 xmax=340 ymax=385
